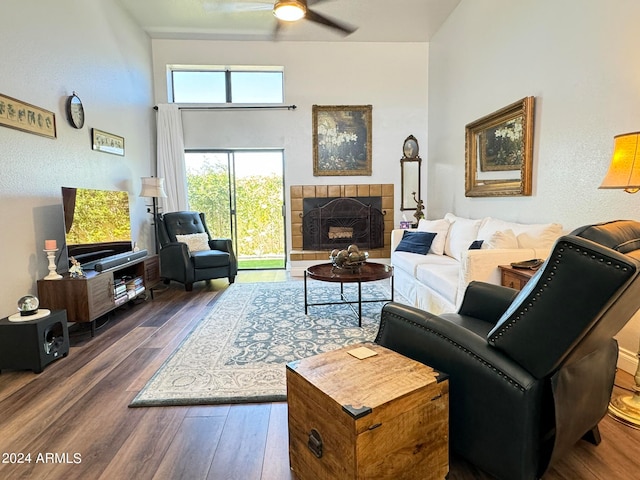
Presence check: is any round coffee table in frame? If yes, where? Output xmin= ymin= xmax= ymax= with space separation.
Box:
xmin=304 ymin=262 xmax=394 ymax=326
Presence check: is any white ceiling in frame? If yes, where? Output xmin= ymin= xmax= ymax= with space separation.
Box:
xmin=114 ymin=0 xmax=461 ymax=42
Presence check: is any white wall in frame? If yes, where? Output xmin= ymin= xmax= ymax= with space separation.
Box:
xmin=151 ymin=39 xmax=429 ymax=252
xmin=0 ymin=0 xmax=154 ymax=317
xmin=428 ymin=0 xmax=640 ymax=372
xmin=4 ymin=0 xmax=637 ymax=372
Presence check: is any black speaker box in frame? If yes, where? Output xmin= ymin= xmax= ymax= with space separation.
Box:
xmin=0 ymin=310 xmax=69 ymax=373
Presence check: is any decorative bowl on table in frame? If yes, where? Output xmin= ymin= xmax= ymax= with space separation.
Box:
xmin=330 ymin=245 xmax=369 ymax=273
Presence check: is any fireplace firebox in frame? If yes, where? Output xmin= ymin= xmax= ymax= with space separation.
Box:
xmin=302 ymin=196 xmax=385 ymax=251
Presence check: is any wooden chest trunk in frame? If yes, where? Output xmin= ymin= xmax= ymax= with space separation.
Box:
xmin=286 ymin=343 xmax=449 ymax=480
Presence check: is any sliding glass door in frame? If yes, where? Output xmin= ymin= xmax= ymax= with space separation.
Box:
xmin=184 ymin=150 xmax=286 ymax=269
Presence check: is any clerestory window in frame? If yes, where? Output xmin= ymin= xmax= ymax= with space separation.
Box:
xmin=169 ymin=66 xmax=284 ymax=104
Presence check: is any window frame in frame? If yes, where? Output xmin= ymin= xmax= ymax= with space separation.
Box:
xmin=168 ymin=65 xmax=285 ymax=105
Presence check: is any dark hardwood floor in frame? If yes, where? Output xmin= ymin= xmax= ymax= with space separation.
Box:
xmin=1 ymin=270 xmax=639 ymax=479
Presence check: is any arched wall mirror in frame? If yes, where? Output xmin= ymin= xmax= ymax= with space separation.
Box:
xmin=400 ymin=135 xmax=422 ymax=211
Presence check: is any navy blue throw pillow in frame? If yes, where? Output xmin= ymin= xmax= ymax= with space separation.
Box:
xmin=469 ymin=239 xmax=484 ymax=250
xmin=395 ymin=231 xmax=437 ymax=255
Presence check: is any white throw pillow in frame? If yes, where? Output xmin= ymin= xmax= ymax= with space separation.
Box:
xmin=478 ymin=218 xmax=507 ymax=240
xmin=482 ymin=229 xmax=518 ymax=249
xmin=416 ymin=218 xmax=451 ymax=255
xmin=175 ymin=232 xmax=210 ymax=252
xmin=444 ymin=213 xmax=482 ymax=260
xmin=478 ymin=217 xmax=562 ymax=249
xmin=516 ymin=223 xmax=563 ymax=249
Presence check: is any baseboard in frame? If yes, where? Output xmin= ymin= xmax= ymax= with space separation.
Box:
xmin=617 ymin=345 xmax=639 ymax=375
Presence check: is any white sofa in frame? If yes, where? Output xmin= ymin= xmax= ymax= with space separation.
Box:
xmin=391 ymin=213 xmax=563 ymax=314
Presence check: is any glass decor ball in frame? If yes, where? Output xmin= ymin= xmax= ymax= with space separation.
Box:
xmin=17 ymin=295 xmax=39 ymax=316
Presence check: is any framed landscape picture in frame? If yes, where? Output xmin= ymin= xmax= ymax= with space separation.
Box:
xmin=312 ymin=105 xmax=372 ymax=176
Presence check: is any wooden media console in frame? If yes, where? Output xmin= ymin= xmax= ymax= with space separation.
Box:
xmin=37 ymin=255 xmax=160 ymax=336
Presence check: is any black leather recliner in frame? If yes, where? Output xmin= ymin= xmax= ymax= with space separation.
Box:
xmin=157 ymin=211 xmax=237 ymax=291
xmin=376 ymin=220 xmax=640 ymax=480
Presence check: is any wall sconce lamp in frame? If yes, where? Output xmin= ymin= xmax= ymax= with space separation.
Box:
xmin=599 ymin=131 xmax=640 ymax=429
xmin=273 ymin=0 xmax=306 ymax=22
xmin=139 ymin=176 xmax=168 ymax=255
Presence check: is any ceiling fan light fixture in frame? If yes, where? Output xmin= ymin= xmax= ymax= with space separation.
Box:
xmin=273 ymin=0 xmax=306 ymax=22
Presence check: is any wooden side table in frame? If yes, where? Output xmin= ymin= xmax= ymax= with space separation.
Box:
xmin=498 ymin=265 xmax=537 ymax=290
xmin=287 ymin=343 xmax=449 ymax=480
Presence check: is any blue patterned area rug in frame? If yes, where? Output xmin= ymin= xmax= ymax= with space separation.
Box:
xmin=129 ymin=280 xmax=391 ymax=407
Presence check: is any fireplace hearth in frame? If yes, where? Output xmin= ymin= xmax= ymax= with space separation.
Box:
xmin=302 ymin=197 xmax=385 ymax=251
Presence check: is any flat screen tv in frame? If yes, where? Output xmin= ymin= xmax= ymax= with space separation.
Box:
xmin=61 ymin=187 xmax=133 ymax=270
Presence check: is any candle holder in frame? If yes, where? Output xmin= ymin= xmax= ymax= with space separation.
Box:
xmin=44 ymin=249 xmax=62 ymax=280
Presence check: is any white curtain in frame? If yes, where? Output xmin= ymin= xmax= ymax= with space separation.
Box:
xmin=156 ymin=104 xmax=188 ymax=213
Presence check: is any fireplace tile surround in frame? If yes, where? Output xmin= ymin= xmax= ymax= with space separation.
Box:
xmin=289 ymin=184 xmax=394 ymax=269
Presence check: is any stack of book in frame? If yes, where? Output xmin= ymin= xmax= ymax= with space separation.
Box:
xmin=114 ymin=278 xmax=129 ymax=307
xmin=126 ymin=276 xmax=145 ymax=299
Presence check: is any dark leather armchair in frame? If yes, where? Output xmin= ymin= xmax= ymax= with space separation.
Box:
xmin=376 ymin=220 xmax=640 ymax=480
xmin=157 ymin=211 xmax=237 ymax=291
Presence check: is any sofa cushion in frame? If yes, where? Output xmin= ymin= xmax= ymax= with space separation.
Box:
xmin=191 ymin=249 xmax=230 ymax=268
xmin=416 ymin=263 xmax=460 ymax=305
xmin=395 ymin=231 xmax=437 ymax=255
xmin=392 ymin=249 xmax=459 ymax=276
xmin=517 ymin=223 xmax=563 ymax=249
xmin=444 ymin=213 xmax=483 ymax=261
xmin=176 ymin=232 xmax=210 ymax=252
xmin=482 ymin=229 xmax=518 ymax=249
xmin=478 ymin=217 xmax=562 ymax=249
xmin=417 ymin=218 xmax=450 ymax=255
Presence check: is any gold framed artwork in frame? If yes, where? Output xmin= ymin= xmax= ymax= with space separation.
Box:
xmin=312 ymin=105 xmax=372 ymax=176
xmin=465 ymin=97 xmax=535 ymax=197
xmin=0 ymin=93 xmax=56 ymax=139
xmin=92 ymin=128 xmax=124 ymax=156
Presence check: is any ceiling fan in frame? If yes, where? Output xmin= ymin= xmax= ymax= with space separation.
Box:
xmin=206 ymin=0 xmax=357 ymax=36
xmin=272 ymin=0 xmax=357 ymax=36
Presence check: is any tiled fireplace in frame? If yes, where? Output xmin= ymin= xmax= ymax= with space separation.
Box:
xmin=289 ymin=184 xmax=394 ymax=271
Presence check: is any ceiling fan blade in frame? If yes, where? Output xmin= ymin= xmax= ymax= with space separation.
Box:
xmin=272 ymin=18 xmax=282 ymax=40
xmin=203 ymin=1 xmax=272 ymax=13
xmin=305 ymin=8 xmax=357 ymax=35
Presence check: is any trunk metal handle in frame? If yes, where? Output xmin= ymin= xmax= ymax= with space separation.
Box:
xmin=308 ymin=429 xmax=323 ymax=458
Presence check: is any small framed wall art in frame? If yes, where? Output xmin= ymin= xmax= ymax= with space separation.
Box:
xmin=0 ymin=93 xmax=56 ymax=139
xmin=312 ymin=105 xmax=372 ymax=176
xmin=92 ymin=128 xmax=124 ymax=156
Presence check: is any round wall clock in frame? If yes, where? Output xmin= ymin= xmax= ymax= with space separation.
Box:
xmin=402 ymin=135 xmax=419 ymax=159
xmin=66 ymin=93 xmax=84 ymax=129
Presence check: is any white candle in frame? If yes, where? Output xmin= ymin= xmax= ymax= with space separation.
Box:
xmin=45 ymin=239 xmax=57 ymax=250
